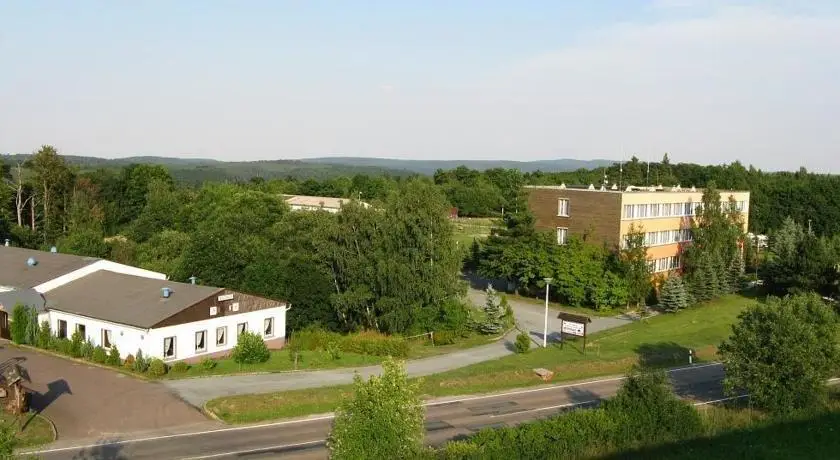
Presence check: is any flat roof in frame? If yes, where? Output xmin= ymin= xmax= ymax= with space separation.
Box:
xmin=524 ymin=185 xmax=749 ymax=194
xmin=0 ymin=246 xmax=99 ymax=288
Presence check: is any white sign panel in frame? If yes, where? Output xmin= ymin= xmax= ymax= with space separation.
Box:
xmin=561 ymin=321 xmax=585 ymax=337
xmin=217 ymin=294 xmax=234 ymax=302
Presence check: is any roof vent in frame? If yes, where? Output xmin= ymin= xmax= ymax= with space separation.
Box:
xmin=26 ymin=257 xmax=37 ymax=267
xmin=600 ymin=185 xmax=606 ymax=191
xmin=588 ymin=184 xmax=595 ymax=190
xmin=559 ymin=183 xmax=566 ymax=189
xmin=161 ymin=287 xmax=172 ymax=298
xmin=611 ymin=183 xmax=618 ymax=190
xmin=625 ymin=186 xmax=633 ymax=192
xmin=50 ymin=246 xmax=57 ymax=253
xmin=4 ymin=239 xmax=9 ymax=247
xmin=189 ymin=276 xmax=197 ymax=285
xmin=690 ymin=185 xmax=697 ymax=192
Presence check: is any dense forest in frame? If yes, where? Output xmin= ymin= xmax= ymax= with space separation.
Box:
xmin=2 ymin=146 xmax=839 ymax=327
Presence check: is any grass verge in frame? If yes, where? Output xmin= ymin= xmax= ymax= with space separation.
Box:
xmin=206 ymin=294 xmax=754 ymax=423
xmin=0 ymin=412 xmax=55 ymax=449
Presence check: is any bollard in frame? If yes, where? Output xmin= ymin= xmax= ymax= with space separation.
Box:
xmin=689 ymin=349 xmax=694 ymax=365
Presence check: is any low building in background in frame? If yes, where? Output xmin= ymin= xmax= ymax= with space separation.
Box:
xmin=283 ymin=194 xmax=370 ymax=213
xmin=525 ymin=184 xmax=750 ymax=274
xmin=0 ymin=246 xmax=288 ymax=361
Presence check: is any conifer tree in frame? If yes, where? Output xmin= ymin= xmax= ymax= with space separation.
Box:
xmin=659 ymin=275 xmax=689 ymax=312
xmin=481 ymin=285 xmax=505 ymax=335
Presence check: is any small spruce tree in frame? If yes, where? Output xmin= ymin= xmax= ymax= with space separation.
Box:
xmin=480 ymin=285 xmax=505 ymax=335
xmin=659 ymin=275 xmax=689 ymax=312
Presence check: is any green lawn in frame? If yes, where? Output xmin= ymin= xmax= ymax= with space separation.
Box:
xmin=506 ymin=292 xmax=625 ymax=318
xmin=165 ymin=332 xmax=495 ymax=379
xmin=452 ymin=217 xmax=495 ymax=246
xmin=206 ymin=294 xmax=755 ymax=423
xmin=0 ymin=412 xmax=55 ymax=449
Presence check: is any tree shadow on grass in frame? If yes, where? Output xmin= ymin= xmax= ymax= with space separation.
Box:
xmin=634 ymin=342 xmax=693 ymax=370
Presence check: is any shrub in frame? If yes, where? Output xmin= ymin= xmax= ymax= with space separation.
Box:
xmin=36 ymin=321 xmax=53 ymax=349
xmin=327 ymin=340 xmax=342 ymax=360
xmin=147 ymin=358 xmax=168 ymax=377
xmin=231 ymin=331 xmax=271 ymax=364
xmin=340 ymin=331 xmax=409 ymax=357
xmin=432 ymin=330 xmax=457 ymax=346
xmin=435 ymin=300 xmax=471 ymax=337
xmin=107 ymin=346 xmax=121 ymax=366
xmin=480 ymin=286 xmax=506 ymax=335
xmin=328 ymin=358 xmax=424 ymax=459
xmin=123 ymin=353 xmax=136 ymax=370
xmin=514 ymin=332 xmax=531 ymax=354
xmin=54 ymin=337 xmax=73 ymax=355
xmin=69 ymin=330 xmax=84 ymax=358
xmin=10 ymin=304 xmax=31 ymax=345
xmin=200 ymin=357 xmax=217 ymax=371
xmin=291 ymin=326 xmax=343 ymax=351
xmin=287 ymin=338 xmax=303 ymax=366
xmin=91 ymin=346 xmax=108 ymax=364
xmin=171 ymin=361 xmax=190 ymax=373
xmin=80 ymin=339 xmax=95 ymax=360
xmin=133 ymin=349 xmax=150 ymax=373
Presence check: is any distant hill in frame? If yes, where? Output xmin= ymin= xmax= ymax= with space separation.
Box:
xmin=304 ymin=157 xmax=614 ymax=175
xmin=2 ymin=153 xmax=614 ymax=184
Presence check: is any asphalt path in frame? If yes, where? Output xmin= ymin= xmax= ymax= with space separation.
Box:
xmin=26 ymin=363 xmax=729 ymax=460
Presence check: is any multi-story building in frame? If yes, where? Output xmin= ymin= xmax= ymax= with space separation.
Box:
xmin=525 ymin=184 xmax=750 ymax=273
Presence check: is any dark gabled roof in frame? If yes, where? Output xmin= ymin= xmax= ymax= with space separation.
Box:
xmin=0 ymin=246 xmax=99 ymax=288
xmin=0 ymin=287 xmax=47 ymax=313
xmin=46 ymin=271 xmax=223 ymax=329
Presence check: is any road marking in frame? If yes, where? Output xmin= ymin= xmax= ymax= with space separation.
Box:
xmin=693 ymin=394 xmax=749 ymax=406
xmin=177 ymin=440 xmax=324 ymax=459
xmin=490 ymin=399 xmax=600 ymax=417
xmin=21 ymin=362 xmax=725 ymax=455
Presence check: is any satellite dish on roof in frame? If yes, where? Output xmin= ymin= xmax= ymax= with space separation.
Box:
xmin=26 ymin=257 xmax=37 ymax=267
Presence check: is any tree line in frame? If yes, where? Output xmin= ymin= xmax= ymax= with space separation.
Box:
xmin=1 ymin=146 xmax=465 ymax=335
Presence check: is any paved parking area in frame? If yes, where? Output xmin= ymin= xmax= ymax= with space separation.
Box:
xmin=0 ymin=343 xmax=210 ymax=441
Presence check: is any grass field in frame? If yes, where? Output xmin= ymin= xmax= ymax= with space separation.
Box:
xmin=0 ymin=412 xmax=55 ymax=448
xmin=452 ymin=217 xmax=495 ymax=246
xmin=206 ymin=294 xmax=755 ymax=423
xmin=164 ymin=332 xmax=494 ymax=379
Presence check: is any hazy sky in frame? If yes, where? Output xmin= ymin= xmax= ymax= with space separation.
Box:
xmin=2 ymin=1 xmax=839 ymax=171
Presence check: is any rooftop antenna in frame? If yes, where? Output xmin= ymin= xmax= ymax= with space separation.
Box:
xmin=646 ymin=158 xmax=651 ymax=185
xmin=619 ymin=145 xmax=625 ymax=189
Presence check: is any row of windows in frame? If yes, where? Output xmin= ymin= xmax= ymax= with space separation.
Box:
xmin=56 ymin=317 xmax=276 ymax=360
xmin=621 ymin=229 xmax=693 ymax=249
xmin=164 ymin=318 xmax=275 ymax=359
xmin=623 ymin=201 xmax=747 ymax=220
xmin=648 ymin=256 xmax=681 ymax=273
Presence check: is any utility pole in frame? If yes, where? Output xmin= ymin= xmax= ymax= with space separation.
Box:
xmin=543 ymin=277 xmax=553 ymax=348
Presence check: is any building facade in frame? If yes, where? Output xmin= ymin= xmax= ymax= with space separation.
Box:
xmin=526 ymin=184 xmax=750 ymax=273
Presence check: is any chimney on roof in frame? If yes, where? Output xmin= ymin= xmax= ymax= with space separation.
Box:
xmin=26 ymin=257 xmax=37 ymax=267
xmin=161 ymin=287 xmax=172 ymax=298
xmin=611 ymin=183 xmax=618 ymax=190
xmin=588 ymin=184 xmax=595 ymax=190
xmin=690 ymin=185 xmax=697 ymax=192
xmin=4 ymin=239 xmax=8 ymax=247
xmin=50 ymin=246 xmax=57 ymax=253
xmin=559 ymin=183 xmax=566 ymax=189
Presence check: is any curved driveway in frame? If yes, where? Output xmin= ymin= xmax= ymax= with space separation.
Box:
xmin=164 ymin=289 xmax=635 ymax=407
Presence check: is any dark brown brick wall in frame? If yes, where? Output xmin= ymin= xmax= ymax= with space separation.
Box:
xmin=526 ymin=188 xmax=623 ymax=248
xmin=152 ymin=290 xmax=286 ymax=328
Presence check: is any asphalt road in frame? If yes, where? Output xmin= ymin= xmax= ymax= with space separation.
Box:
xmin=26 ymin=363 xmax=728 ymax=460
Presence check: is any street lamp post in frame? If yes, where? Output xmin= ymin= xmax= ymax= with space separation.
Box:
xmin=543 ymin=277 xmax=553 ymax=348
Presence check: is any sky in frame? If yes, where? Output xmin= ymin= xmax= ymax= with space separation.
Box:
xmin=1 ymin=1 xmax=839 ymax=171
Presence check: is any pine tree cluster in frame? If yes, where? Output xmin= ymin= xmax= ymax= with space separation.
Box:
xmin=659 ymin=275 xmax=690 ymax=312
xmin=481 ymin=285 xmax=506 ymax=335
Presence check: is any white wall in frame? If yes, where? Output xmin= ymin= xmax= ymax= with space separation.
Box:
xmin=35 ymin=260 xmax=167 ymax=293
xmin=48 ymin=310 xmax=148 ymax=358
xmin=147 ymin=305 xmax=287 ymax=361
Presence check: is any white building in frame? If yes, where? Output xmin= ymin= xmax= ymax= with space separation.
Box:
xmin=284 ymin=195 xmax=370 ymax=213
xmin=0 ymin=246 xmax=288 ymax=362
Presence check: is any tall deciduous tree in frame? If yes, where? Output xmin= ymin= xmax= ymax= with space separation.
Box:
xmin=328 ymin=358 xmax=424 ymax=459
xmin=621 ymin=224 xmax=652 ymax=307
xmin=28 ymin=145 xmax=72 ymax=242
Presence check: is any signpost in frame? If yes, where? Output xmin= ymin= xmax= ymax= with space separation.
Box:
xmin=556 ymin=312 xmax=591 ymax=354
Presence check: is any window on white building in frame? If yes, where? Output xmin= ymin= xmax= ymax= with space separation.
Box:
xmin=216 ymin=326 xmax=227 ymax=346
xmin=76 ymin=323 xmax=86 ymax=339
xmin=195 ymin=330 xmax=207 ymax=353
xmin=624 ymin=205 xmax=634 ymax=218
xmin=102 ymin=329 xmax=112 ymax=348
xmin=237 ymin=322 xmax=248 ymax=338
xmin=650 ymin=203 xmax=660 ymax=217
xmin=557 ymin=198 xmax=570 ymax=217
xmin=57 ymin=320 xmax=67 ymax=339
xmin=264 ymin=318 xmax=274 ymax=337
xmin=163 ymin=336 xmax=176 ymax=359
xmin=556 ymin=227 xmax=568 ymax=245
